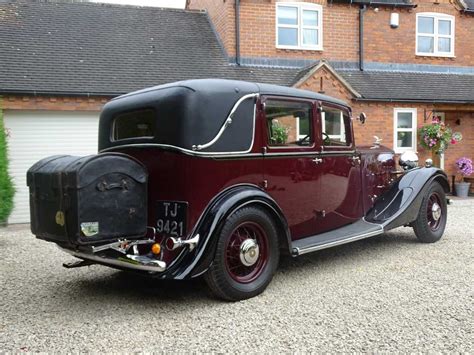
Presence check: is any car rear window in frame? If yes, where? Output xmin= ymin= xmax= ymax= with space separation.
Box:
xmin=112 ymin=109 xmax=155 ymax=141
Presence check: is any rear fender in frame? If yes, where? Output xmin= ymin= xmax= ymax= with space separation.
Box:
xmin=365 ymin=167 xmax=449 ymax=231
xmin=168 ymin=184 xmax=291 ymax=280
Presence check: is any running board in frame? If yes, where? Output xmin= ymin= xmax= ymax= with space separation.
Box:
xmin=292 ymin=219 xmax=384 ymax=256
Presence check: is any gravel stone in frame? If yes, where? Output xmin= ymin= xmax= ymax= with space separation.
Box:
xmin=1 ymin=199 xmax=473 ymax=352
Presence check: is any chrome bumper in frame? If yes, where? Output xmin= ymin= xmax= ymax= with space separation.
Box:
xmin=59 ymin=247 xmax=167 ymax=273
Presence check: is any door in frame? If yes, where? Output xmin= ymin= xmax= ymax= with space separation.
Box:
xmin=316 ymin=105 xmax=364 ymax=233
xmin=4 ymin=110 xmax=99 ymax=223
xmin=261 ymin=97 xmax=322 ymax=240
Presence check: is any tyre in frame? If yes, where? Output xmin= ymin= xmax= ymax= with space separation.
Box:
xmin=204 ymin=206 xmax=279 ymax=301
xmin=412 ymin=181 xmax=447 ymax=243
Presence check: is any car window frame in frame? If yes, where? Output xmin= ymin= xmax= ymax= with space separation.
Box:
xmin=318 ymin=102 xmax=354 ymax=152
xmin=261 ymin=96 xmax=317 ymax=152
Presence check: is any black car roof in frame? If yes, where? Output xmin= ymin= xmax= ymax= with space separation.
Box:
xmin=115 ymin=79 xmax=349 ymax=108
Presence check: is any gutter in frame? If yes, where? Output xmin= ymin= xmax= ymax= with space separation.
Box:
xmin=340 ymin=0 xmax=417 ymax=8
xmin=235 ymin=0 xmax=241 ymax=66
xmin=0 ymin=89 xmax=120 ymax=97
xmin=354 ymin=97 xmax=474 ymax=104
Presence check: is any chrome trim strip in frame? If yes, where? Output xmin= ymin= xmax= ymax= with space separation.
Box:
xmin=100 ymin=93 xmax=259 ymax=157
xmin=293 ymin=226 xmax=384 ymax=256
xmin=59 ymin=247 xmax=167 ymax=273
xmin=192 ymin=93 xmax=259 ymax=151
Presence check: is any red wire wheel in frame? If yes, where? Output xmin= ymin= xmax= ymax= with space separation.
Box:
xmin=224 ymin=221 xmax=269 ymax=284
xmin=204 ymin=206 xmax=279 ymax=301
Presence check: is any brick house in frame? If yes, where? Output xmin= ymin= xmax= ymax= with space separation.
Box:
xmin=0 ymin=0 xmax=473 ymax=223
xmin=188 ymin=0 xmax=474 ymax=178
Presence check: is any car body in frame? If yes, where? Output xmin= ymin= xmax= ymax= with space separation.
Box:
xmin=28 ymin=79 xmax=449 ymax=300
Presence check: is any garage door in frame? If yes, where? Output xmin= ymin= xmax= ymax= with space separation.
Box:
xmin=4 ymin=110 xmax=100 ymax=224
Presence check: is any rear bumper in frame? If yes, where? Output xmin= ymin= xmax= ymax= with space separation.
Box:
xmin=59 ymin=247 xmax=167 ymax=273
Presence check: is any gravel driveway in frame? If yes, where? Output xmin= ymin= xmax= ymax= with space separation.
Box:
xmin=1 ymin=199 xmax=473 ymax=352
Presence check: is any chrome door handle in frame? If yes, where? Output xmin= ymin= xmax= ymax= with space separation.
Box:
xmin=312 ymin=157 xmax=323 ymax=164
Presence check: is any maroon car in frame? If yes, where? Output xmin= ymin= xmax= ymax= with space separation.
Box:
xmin=27 ymin=79 xmax=449 ymax=301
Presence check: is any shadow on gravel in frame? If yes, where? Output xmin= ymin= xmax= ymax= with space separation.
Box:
xmin=57 ymin=230 xmax=418 ymax=304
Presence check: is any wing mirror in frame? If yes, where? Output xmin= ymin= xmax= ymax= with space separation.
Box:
xmin=358 ymin=112 xmax=367 ymax=124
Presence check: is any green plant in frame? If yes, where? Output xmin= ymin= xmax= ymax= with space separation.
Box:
xmin=270 ymin=120 xmax=289 ymax=144
xmin=0 ymin=105 xmax=15 ymax=224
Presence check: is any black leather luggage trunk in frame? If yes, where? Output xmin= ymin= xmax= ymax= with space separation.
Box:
xmin=27 ymin=153 xmax=148 ymax=246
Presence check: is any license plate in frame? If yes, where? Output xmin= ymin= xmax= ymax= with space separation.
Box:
xmin=156 ymin=201 xmax=188 ymax=237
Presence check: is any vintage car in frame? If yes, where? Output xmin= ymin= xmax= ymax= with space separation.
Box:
xmin=28 ymin=79 xmax=449 ymax=301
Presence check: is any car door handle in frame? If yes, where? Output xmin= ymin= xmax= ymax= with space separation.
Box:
xmin=312 ymin=157 xmax=323 ymax=164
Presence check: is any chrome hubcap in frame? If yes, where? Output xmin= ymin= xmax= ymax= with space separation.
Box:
xmin=432 ymin=202 xmax=442 ymax=221
xmin=239 ymin=239 xmax=259 ymax=266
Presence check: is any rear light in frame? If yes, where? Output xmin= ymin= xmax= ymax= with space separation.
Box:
xmin=151 ymin=243 xmax=161 ymax=255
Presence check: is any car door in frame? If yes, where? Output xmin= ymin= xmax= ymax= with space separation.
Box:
xmin=315 ymin=103 xmax=364 ymax=234
xmin=261 ymin=97 xmax=323 ymax=240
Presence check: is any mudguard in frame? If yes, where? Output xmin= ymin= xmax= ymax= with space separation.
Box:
xmin=365 ymin=167 xmax=449 ymax=231
xmin=162 ymin=184 xmax=291 ymax=280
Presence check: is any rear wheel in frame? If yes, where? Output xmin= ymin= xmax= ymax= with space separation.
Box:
xmin=412 ymin=181 xmax=447 ymax=243
xmin=204 ymin=206 xmax=279 ymax=301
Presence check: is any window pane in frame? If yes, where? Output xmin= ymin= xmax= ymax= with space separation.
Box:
xmin=418 ymin=17 xmax=434 ymax=34
xmin=277 ymin=6 xmax=297 ymax=25
xmin=265 ymin=100 xmax=312 ymax=146
xmin=397 ymin=112 xmax=413 ymax=128
xmin=438 ymin=20 xmax=451 ymax=35
xmin=113 ymin=109 xmax=155 ymax=140
xmin=397 ymin=132 xmax=413 ymax=148
xmin=302 ymin=29 xmax=318 ymax=46
xmin=322 ymin=107 xmax=349 ymax=146
xmin=278 ymin=27 xmax=298 ymax=46
xmin=417 ymin=36 xmax=434 ymax=53
xmin=438 ymin=37 xmax=451 ymax=52
xmin=302 ymin=10 xmax=318 ymax=26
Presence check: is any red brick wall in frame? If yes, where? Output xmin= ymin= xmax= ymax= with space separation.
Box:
xmin=1 ymin=95 xmax=108 ymax=111
xmin=190 ymin=0 xmax=474 ymax=66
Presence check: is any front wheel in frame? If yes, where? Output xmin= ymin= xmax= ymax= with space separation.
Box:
xmin=204 ymin=206 xmax=279 ymax=301
xmin=412 ymin=181 xmax=447 ymax=243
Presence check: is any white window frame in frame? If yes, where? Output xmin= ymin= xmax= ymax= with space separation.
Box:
xmin=276 ymin=2 xmax=323 ymax=51
xmin=416 ymin=13 xmax=455 ymax=57
xmin=393 ymin=108 xmax=417 ymax=153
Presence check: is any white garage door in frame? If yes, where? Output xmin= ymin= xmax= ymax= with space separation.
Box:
xmin=4 ymin=110 xmax=100 ymax=224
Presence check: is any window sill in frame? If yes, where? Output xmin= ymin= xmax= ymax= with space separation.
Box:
xmin=276 ymin=45 xmax=323 ymax=52
xmin=415 ymin=52 xmax=456 ymax=58
xmin=394 ymin=148 xmax=417 ymax=154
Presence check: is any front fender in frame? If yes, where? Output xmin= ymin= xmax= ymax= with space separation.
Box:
xmin=365 ymin=167 xmax=449 ymax=230
xmin=166 ymin=184 xmax=290 ymax=280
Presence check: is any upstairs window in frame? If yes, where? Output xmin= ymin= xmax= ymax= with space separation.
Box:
xmin=416 ymin=13 xmax=454 ymax=57
xmin=276 ymin=3 xmax=323 ymax=50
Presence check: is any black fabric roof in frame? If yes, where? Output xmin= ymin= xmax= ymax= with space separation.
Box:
xmin=338 ymin=70 xmax=474 ymax=103
xmin=0 ymin=0 xmax=297 ymax=95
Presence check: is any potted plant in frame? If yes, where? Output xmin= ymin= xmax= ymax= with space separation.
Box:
xmin=454 ymin=157 xmax=473 ymax=198
xmin=418 ymin=117 xmax=462 ymax=167
xmin=270 ymin=119 xmax=289 ymax=145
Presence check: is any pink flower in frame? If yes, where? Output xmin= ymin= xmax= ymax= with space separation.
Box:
xmin=451 ymin=139 xmax=457 ymax=145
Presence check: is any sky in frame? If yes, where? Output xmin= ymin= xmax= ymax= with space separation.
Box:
xmin=89 ymin=0 xmax=186 ymax=8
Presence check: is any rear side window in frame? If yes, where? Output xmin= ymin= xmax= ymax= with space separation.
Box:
xmin=321 ymin=106 xmax=352 ymax=147
xmin=112 ymin=109 xmax=155 ymax=141
xmin=265 ymin=100 xmax=313 ymax=147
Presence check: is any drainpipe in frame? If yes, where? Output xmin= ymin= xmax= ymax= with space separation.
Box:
xmin=359 ymin=4 xmax=367 ymax=71
xmin=235 ymin=0 xmax=241 ymax=65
